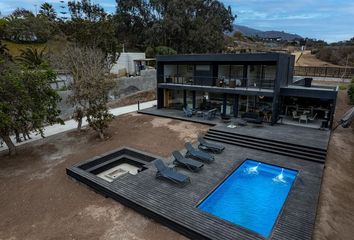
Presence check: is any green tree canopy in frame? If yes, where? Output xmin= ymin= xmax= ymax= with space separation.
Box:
xmin=115 ymin=0 xmax=235 ymax=53
xmin=39 ymin=2 xmax=57 ymax=21
xmin=0 ymin=43 xmax=62 ymax=155
xmin=63 ymin=0 xmax=120 ymax=63
xmin=3 ymin=8 xmax=56 ymax=43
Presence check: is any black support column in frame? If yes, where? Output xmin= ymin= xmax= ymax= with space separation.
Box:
xmin=192 ymin=91 xmax=196 ymax=109
xmin=183 ymin=90 xmax=187 ymax=107
xmin=222 ymin=94 xmax=227 ymax=115
xmin=234 ymin=94 xmax=239 ymax=117
xmin=157 ymin=88 xmax=164 ymax=109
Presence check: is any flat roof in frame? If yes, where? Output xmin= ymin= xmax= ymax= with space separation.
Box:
xmin=156 ymin=52 xmax=292 ymax=63
xmin=280 ymin=85 xmax=338 ymax=99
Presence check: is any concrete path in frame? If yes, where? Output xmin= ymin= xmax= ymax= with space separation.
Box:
xmin=0 ymin=100 xmax=157 ymax=152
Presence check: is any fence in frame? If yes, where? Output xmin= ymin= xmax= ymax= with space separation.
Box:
xmin=294 ymin=66 xmax=354 ymax=79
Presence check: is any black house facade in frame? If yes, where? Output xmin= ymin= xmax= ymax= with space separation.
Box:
xmin=156 ymin=53 xmax=338 ymax=127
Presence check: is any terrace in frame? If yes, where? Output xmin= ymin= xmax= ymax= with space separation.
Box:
xmin=67 ymin=134 xmax=326 ymax=239
xmin=139 ymin=106 xmax=333 ymax=130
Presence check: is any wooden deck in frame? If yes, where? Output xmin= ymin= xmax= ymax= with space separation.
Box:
xmin=139 ymin=107 xmax=330 ymax=150
xmin=67 ymin=142 xmax=324 ymax=240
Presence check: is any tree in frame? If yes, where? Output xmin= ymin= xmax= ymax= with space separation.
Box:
xmin=4 ymin=8 xmax=56 ymax=43
xmin=115 ymin=0 xmax=235 ymax=53
xmin=145 ymin=45 xmax=176 ymax=57
xmin=63 ymin=0 xmax=119 ymax=63
xmin=59 ymin=45 xmax=114 ymax=139
xmin=15 ymin=48 xmax=46 ymax=69
xmin=39 ymin=2 xmax=57 ymax=21
xmin=0 ymin=44 xmax=63 ymax=155
xmin=348 ymin=78 xmax=354 ymax=105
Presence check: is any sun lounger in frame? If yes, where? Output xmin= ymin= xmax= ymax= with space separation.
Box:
xmin=172 ymin=151 xmax=204 ymax=172
xmin=154 ymin=159 xmax=190 ymax=185
xmin=185 ymin=143 xmax=214 ymax=163
xmin=198 ymin=137 xmax=225 ymax=153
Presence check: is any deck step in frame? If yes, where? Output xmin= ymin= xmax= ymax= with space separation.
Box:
xmin=208 ymin=128 xmax=327 ymax=153
xmin=205 ymin=132 xmax=326 ymax=159
xmin=204 ymin=129 xmax=327 ymax=163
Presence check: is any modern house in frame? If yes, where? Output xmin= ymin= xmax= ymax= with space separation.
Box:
xmin=155 ymin=53 xmax=338 ymax=128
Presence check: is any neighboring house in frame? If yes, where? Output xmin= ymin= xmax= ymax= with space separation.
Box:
xmin=110 ymin=52 xmax=146 ymax=76
xmin=155 ymin=53 xmax=338 ymax=127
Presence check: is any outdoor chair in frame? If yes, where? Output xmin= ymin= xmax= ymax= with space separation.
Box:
xmin=172 ymin=151 xmax=204 ymax=172
xmin=308 ymin=113 xmax=317 ymax=121
xmin=203 ymin=108 xmax=217 ymax=120
xmin=154 ymin=159 xmax=190 ymax=185
xmin=186 ymin=105 xmax=197 ymax=115
xmin=183 ymin=107 xmax=192 ymax=117
xmin=292 ymin=111 xmax=300 ymax=120
xmin=185 ymin=143 xmax=214 ymax=163
xmin=299 ymin=114 xmax=308 ymax=124
xmin=198 ymin=137 xmax=225 ymax=153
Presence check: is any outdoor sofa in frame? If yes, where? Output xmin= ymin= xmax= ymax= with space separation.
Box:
xmin=241 ymin=112 xmax=263 ymax=124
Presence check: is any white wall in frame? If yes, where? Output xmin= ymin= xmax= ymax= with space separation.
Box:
xmin=110 ymin=52 xmax=146 ymax=75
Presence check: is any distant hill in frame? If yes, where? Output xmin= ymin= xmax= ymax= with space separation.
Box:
xmin=231 ymin=24 xmax=303 ymax=41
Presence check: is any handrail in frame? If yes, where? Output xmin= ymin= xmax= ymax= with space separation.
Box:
xmin=158 ymin=75 xmax=275 ymax=90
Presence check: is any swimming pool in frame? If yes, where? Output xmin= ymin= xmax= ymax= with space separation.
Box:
xmin=198 ymin=159 xmax=298 ymax=238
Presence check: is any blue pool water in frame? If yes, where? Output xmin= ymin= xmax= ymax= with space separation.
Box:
xmin=198 ymin=159 xmax=297 ymax=237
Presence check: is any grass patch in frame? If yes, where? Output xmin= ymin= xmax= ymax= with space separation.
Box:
xmin=3 ymin=40 xmax=65 ymax=57
xmin=339 ymin=84 xmax=348 ymax=90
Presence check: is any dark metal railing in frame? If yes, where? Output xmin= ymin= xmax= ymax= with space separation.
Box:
xmin=294 ymin=66 xmax=354 ymax=79
xmin=158 ymin=75 xmax=275 ymax=90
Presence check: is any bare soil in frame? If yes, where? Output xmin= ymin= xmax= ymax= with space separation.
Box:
xmin=295 ymin=51 xmax=340 ymax=67
xmin=313 ymin=90 xmax=354 ymax=240
xmin=108 ymin=90 xmax=156 ymax=109
xmin=0 ymin=113 xmax=208 ymax=240
xmin=1 ymin=91 xmax=353 ymax=240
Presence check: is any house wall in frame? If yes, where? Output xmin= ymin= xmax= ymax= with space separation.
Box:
xmin=110 ymin=52 xmax=146 ymax=75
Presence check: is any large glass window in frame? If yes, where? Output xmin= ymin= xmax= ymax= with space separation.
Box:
xmin=186 ymin=90 xmax=194 ymax=109
xmin=230 ymin=65 xmax=244 ymax=87
xmin=226 ymin=95 xmax=234 ymax=115
xmin=209 ymin=93 xmax=224 ymax=114
xmin=248 ymin=65 xmax=262 ymax=87
xmin=218 ymin=65 xmax=244 ymax=87
xmin=164 ymin=65 xmax=177 ymax=83
xmin=196 ymin=91 xmax=209 ymax=110
xmin=178 ymin=65 xmax=194 ymax=84
xmin=238 ymin=95 xmax=273 ymax=121
xmin=247 ymin=64 xmax=276 ymax=89
xmin=195 ymin=92 xmax=223 ymax=113
xmin=164 ymin=89 xmax=184 ymax=109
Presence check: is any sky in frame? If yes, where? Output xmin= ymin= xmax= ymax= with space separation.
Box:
xmin=1 ymin=0 xmax=353 ymax=43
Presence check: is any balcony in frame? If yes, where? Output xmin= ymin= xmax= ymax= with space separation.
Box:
xmin=159 ymin=75 xmax=275 ymax=90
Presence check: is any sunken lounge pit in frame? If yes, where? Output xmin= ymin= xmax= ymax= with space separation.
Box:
xmin=77 ymin=148 xmax=152 ymax=182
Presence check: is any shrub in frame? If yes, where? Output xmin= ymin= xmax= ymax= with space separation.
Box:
xmin=339 ymin=84 xmax=347 ymax=90
xmin=348 ymin=78 xmax=354 ymax=105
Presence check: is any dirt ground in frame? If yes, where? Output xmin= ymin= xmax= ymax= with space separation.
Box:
xmin=1 ymin=92 xmax=353 ymax=240
xmin=0 ymin=113 xmax=208 ymax=240
xmin=313 ymin=90 xmax=354 ymax=240
xmin=295 ymin=51 xmax=340 ymax=67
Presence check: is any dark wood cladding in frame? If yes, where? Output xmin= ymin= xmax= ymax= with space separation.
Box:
xmin=67 ymin=139 xmax=325 ymax=240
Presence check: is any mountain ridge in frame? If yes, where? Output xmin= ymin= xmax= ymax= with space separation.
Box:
xmin=232 ymin=24 xmax=303 ymax=41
